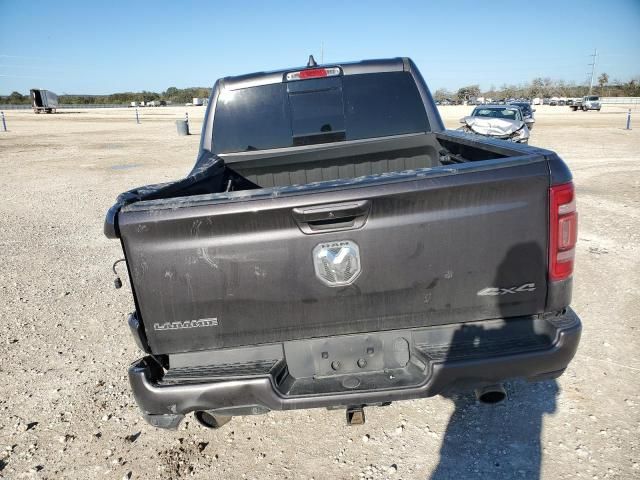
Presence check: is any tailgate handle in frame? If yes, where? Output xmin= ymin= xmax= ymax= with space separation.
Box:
xmin=292 ymin=200 xmax=370 ymax=234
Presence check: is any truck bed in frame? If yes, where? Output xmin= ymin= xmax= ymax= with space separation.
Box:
xmin=220 ymin=132 xmax=441 ymax=187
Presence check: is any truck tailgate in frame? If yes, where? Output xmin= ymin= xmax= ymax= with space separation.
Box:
xmin=118 ymin=157 xmax=549 ymax=354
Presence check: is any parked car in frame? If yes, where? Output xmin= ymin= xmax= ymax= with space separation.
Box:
xmin=570 ymin=95 xmax=601 ymax=111
xmin=508 ymin=101 xmax=536 ymax=126
xmin=105 ymin=57 xmax=581 ymax=429
xmin=459 ymin=105 xmax=533 ymax=143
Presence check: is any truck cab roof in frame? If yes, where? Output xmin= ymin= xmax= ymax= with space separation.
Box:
xmin=220 ymin=58 xmax=409 ymax=91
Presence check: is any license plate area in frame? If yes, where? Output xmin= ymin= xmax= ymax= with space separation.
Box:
xmin=284 ymin=331 xmax=412 ymax=379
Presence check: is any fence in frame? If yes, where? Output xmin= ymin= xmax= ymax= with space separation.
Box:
xmin=600 ymin=97 xmax=640 ymax=105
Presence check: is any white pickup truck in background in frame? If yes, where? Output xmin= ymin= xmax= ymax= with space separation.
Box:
xmin=570 ymin=95 xmax=601 ymax=111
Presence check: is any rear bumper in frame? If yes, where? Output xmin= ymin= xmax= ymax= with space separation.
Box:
xmin=129 ymin=309 xmax=581 ymax=429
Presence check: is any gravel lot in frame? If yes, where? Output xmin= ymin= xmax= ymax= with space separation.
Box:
xmin=0 ymin=104 xmax=638 ymax=479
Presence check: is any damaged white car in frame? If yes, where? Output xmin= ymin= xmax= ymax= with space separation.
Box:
xmin=459 ymin=105 xmax=534 ymax=144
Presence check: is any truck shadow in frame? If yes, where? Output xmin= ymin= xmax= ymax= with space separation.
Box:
xmin=429 ymin=380 xmax=558 ymax=479
xmin=430 ymin=242 xmax=559 ymax=480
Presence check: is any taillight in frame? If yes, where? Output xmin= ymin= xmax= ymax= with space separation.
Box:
xmin=549 ymin=182 xmax=577 ymax=281
xmin=285 ymin=67 xmax=341 ymax=81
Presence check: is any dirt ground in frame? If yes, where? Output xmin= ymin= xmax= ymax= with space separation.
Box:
xmin=0 ymin=104 xmax=639 ymax=480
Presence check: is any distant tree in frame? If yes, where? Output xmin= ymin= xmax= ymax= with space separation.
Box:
xmin=556 ymin=79 xmax=568 ymax=97
xmin=160 ymin=86 xmax=211 ymax=104
xmin=8 ymin=91 xmax=27 ymax=103
xmin=482 ymin=84 xmax=497 ymax=98
xmin=141 ymin=90 xmax=160 ymax=102
xmin=598 ymin=72 xmax=609 ymax=94
xmin=529 ymin=77 xmax=545 ymax=97
xmin=163 ymin=87 xmax=179 ymax=97
xmin=623 ymin=77 xmax=640 ymax=96
xmin=499 ymin=84 xmax=516 ymax=99
xmin=456 ymin=85 xmax=480 ymax=102
xmin=434 ymin=88 xmax=453 ymax=102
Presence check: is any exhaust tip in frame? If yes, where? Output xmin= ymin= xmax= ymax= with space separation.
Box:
xmin=194 ymin=411 xmax=232 ymax=429
xmin=475 ymin=384 xmax=507 ymax=404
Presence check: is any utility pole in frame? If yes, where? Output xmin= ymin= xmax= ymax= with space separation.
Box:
xmin=588 ymin=48 xmax=598 ymax=94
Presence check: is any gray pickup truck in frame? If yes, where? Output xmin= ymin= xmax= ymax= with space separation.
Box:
xmin=105 ymin=57 xmax=581 ymax=429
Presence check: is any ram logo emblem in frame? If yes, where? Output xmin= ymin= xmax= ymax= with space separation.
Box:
xmin=312 ymin=240 xmax=362 ymax=287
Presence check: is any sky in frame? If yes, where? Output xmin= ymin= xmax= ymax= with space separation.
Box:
xmin=1 ymin=0 xmax=639 ymax=95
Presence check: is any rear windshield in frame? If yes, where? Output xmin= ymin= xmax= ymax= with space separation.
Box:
xmin=587 ymin=96 xmax=599 ymax=101
xmin=212 ymin=71 xmax=429 ymax=154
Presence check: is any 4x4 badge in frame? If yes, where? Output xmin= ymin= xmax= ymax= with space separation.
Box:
xmin=477 ymin=283 xmax=536 ymax=296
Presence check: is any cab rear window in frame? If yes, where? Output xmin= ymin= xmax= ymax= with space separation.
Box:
xmin=212 ymin=72 xmax=429 ymax=154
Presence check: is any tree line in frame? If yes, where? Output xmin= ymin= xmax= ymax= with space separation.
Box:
xmin=3 ymin=74 xmax=640 ymax=105
xmin=0 ymin=86 xmax=212 ymax=105
xmin=434 ymin=74 xmax=640 ymax=102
